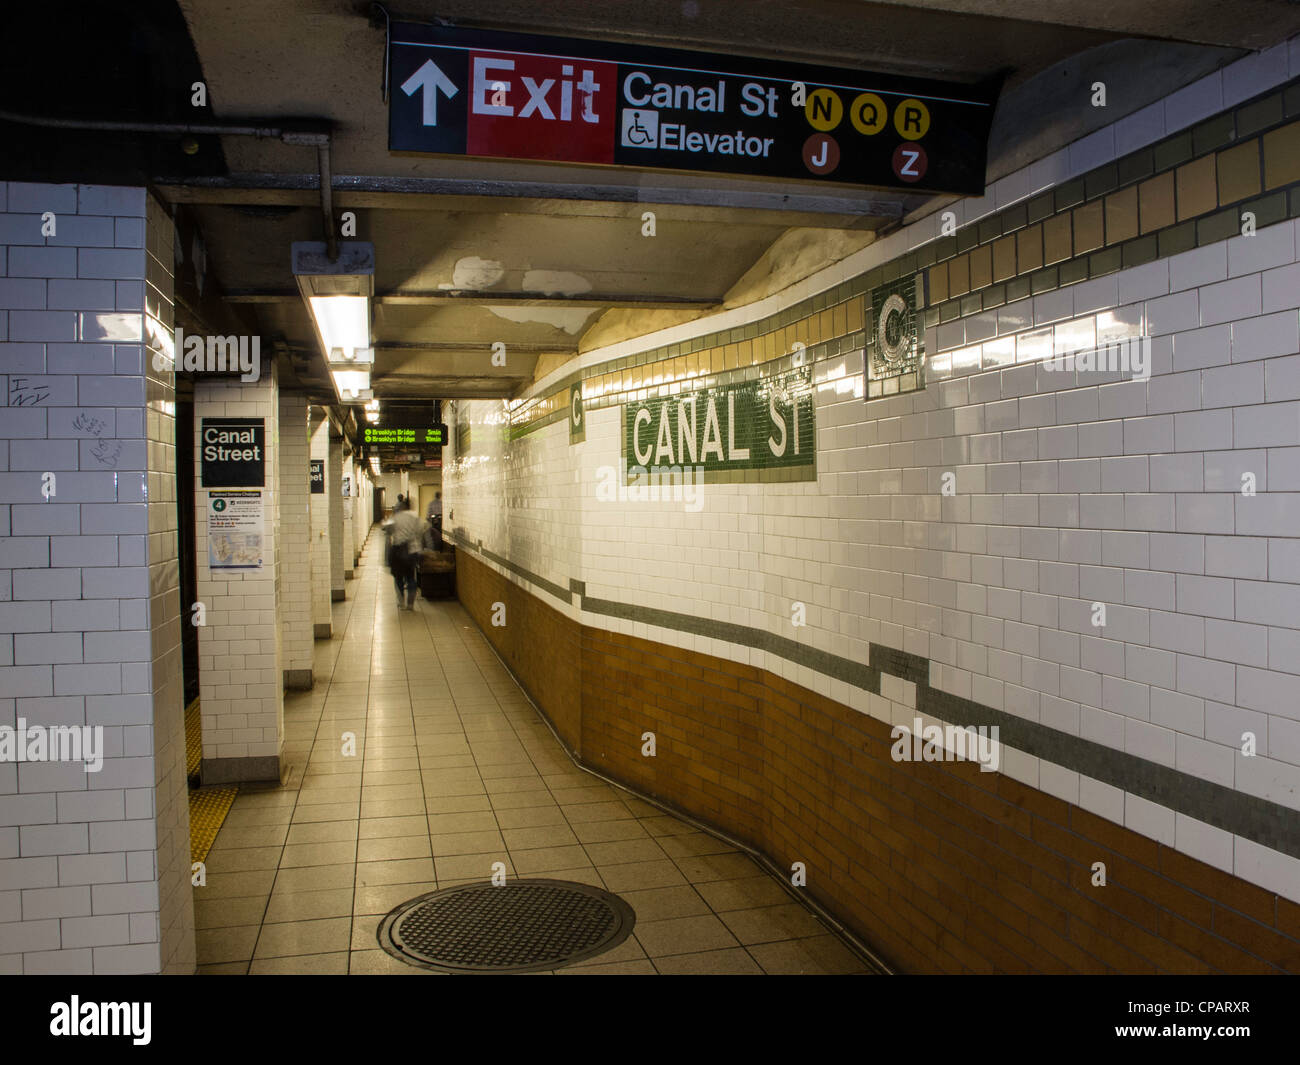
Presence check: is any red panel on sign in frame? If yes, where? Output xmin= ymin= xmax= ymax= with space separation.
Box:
xmin=466 ymin=50 xmax=617 ymax=163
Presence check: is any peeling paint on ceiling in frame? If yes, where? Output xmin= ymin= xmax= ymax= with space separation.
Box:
xmin=520 ymin=269 xmax=592 ymax=296
xmin=487 ymin=305 xmax=596 ymax=334
xmin=444 ymin=256 xmax=505 ymax=290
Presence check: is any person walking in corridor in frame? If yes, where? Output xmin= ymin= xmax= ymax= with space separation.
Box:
xmin=389 ymin=496 xmax=424 ymax=610
xmin=426 ymin=491 xmax=443 ymax=548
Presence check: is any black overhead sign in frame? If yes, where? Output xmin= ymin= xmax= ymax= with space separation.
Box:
xmin=388 ymin=23 xmax=998 ymax=194
xmin=200 ymin=418 xmax=265 ymax=488
xmin=362 ymin=421 xmax=448 ymax=448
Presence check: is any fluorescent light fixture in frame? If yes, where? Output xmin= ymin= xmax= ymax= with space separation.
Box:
xmin=369 ymin=455 xmax=381 ymax=474
xmin=309 ymin=296 xmax=370 ymax=362
xmin=292 ymin=242 xmax=376 ymax=385
xmin=330 ymin=369 xmax=370 ymax=400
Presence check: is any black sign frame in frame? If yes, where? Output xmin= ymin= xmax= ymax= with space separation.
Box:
xmin=310 ymin=459 xmax=325 ymax=493
xmin=388 ymin=22 xmax=1000 ymax=194
xmin=200 ymin=417 xmax=265 ymax=488
xmin=362 ymin=422 xmax=448 ymax=448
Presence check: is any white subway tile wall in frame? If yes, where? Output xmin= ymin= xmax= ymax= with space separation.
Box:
xmin=446 ymin=44 xmax=1300 ymax=903
xmin=308 ymin=409 xmax=332 ymax=634
xmin=277 ymin=391 xmax=312 ymax=677
xmin=328 ymin=434 xmax=344 ymax=595
xmin=143 ymin=194 xmax=192 ymax=974
xmin=0 ymin=184 xmax=192 ymax=973
xmin=341 ymin=453 xmax=354 ymax=577
xmin=445 ymin=398 xmax=584 ymax=602
xmin=193 ymin=370 xmax=282 ymax=768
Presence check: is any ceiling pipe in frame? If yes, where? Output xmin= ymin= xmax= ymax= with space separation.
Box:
xmin=296 ymin=134 xmax=339 ymax=262
xmin=0 ymin=107 xmax=338 ymax=260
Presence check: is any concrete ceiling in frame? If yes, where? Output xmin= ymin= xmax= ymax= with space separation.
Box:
xmin=188 ymin=191 xmax=883 ymax=398
xmin=146 ymin=0 xmax=1300 ymax=439
xmin=860 ymin=0 xmax=1298 ymax=50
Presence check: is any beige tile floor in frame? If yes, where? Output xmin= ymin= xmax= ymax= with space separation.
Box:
xmin=195 ymin=536 xmax=871 ymax=975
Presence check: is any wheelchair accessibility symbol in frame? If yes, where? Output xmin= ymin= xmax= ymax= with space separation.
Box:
xmin=621 ymin=109 xmax=659 ymax=148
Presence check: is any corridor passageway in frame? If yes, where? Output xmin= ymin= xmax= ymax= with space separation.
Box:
xmin=4 ymin=0 xmax=1300 ymax=1019
xmin=194 ymin=536 xmax=871 ymax=975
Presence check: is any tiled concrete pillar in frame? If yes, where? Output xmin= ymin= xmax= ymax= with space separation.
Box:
xmin=308 ymin=408 xmax=332 ymax=637
xmin=328 ymin=433 xmax=344 ymax=600
xmin=361 ymin=467 xmax=369 ymax=548
xmin=142 ymin=195 xmax=193 ymax=976
xmin=193 ymin=368 xmax=283 ymax=784
xmin=353 ymin=462 xmax=366 ymax=564
xmin=277 ymin=390 xmax=312 ymax=689
xmin=341 ymin=452 xmax=355 ymax=581
xmin=0 ymin=182 xmax=193 ymax=974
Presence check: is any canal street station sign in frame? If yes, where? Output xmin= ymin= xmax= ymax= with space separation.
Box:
xmin=389 ymin=23 xmax=997 ymax=193
xmin=200 ymin=418 xmax=265 ymax=488
xmin=622 ymin=367 xmax=814 ymax=480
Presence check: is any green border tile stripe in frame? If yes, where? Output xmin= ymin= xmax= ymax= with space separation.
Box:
xmin=579 ymin=594 xmax=882 ymax=692
xmin=926 ymin=178 xmax=1300 ymax=351
xmin=505 ymin=73 xmax=1300 ymax=431
xmin=917 ymin=682 xmax=1300 ymax=861
xmin=458 ymin=76 xmax=1300 ymax=864
xmin=449 ymin=531 xmax=571 ymax=605
xmin=509 ymin=407 xmax=568 ymax=440
xmin=920 ymin=76 xmax=1300 ymax=337
xmin=516 ymin=333 xmax=862 ymax=449
xmin=457 ymin=532 xmax=1300 ymax=864
xmin=508 ymin=284 xmax=867 ymax=434
xmin=579 ymin=589 xmax=1300 ymax=863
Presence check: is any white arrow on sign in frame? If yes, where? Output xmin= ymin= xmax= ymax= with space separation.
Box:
xmin=401 ymin=59 xmax=459 ymax=127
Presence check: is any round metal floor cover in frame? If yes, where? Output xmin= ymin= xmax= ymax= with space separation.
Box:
xmin=377 ymin=879 xmax=637 ymax=973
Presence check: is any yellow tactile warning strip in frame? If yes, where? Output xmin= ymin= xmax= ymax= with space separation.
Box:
xmin=185 ymin=698 xmax=201 ymax=779
xmin=189 ymin=785 xmax=238 ymax=865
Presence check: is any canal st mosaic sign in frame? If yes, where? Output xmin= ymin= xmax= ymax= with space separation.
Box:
xmin=621 ymin=367 xmax=814 ymax=480
xmin=569 ymin=383 xmax=585 ymax=444
xmin=866 ymin=274 xmax=925 ymax=399
xmin=389 ymin=23 xmax=997 ymax=193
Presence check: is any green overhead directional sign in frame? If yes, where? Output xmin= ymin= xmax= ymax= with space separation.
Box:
xmin=363 ymin=423 xmax=447 ymax=447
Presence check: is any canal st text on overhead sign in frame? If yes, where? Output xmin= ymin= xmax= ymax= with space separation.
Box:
xmin=388 ymin=23 xmax=997 ymax=193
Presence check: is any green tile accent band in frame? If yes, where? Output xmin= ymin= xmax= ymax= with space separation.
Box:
xmin=454 ymin=534 xmax=1300 ymax=865
xmin=509 ymin=407 xmax=568 ymax=440
xmin=569 ymin=383 xmax=586 ymax=444
xmin=453 ymin=78 xmax=1300 ymax=865
xmin=495 ymin=74 xmax=1300 ymax=436
xmin=916 ymin=683 xmax=1300 ymax=861
xmin=448 ymin=530 xmax=571 ymax=605
xmin=866 ymin=274 xmax=924 ymax=399
xmin=580 ymin=593 xmax=883 ymax=693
